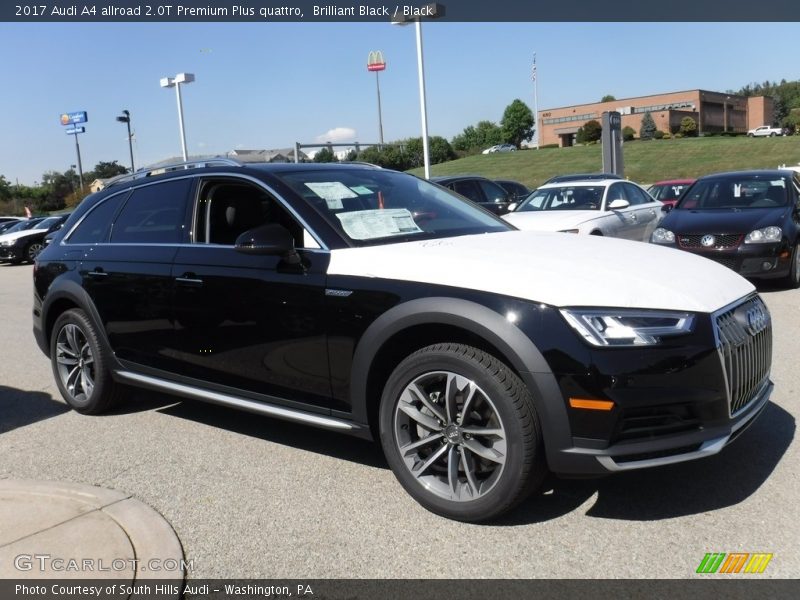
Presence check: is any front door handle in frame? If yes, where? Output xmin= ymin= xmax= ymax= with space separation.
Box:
xmin=87 ymin=268 xmax=108 ymax=278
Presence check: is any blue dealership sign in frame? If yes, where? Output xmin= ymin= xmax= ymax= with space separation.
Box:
xmin=60 ymin=111 xmax=88 ymax=126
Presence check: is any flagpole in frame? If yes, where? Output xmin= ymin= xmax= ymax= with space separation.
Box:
xmin=533 ymin=53 xmax=540 ymax=150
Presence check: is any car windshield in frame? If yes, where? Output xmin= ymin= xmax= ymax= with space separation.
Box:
xmin=275 ymin=168 xmax=511 ymax=246
xmin=649 ymin=183 xmax=691 ymax=201
xmin=33 ymin=217 xmax=61 ymax=230
xmin=516 ymin=186 xmax=604 ymax=212
xmin=3 ymin=219 xmax=42 ymax=233
xmin=676 ymin=176 xmax=790 ymax=210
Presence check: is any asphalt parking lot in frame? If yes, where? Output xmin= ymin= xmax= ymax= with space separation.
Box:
xmin=0 ymin=263 xmax=797 ymax=579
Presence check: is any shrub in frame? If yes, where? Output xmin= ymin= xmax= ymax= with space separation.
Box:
xmin=539 ymin=143 xmax=559 ymax=149
xmin=640 ymin=111 xmax=657 ymax=140
xmin=654 ymin=130 xmax=665 ymax=140
xmin=674 ymin=133 xmax=684 ymax=139
xmin=680 ymin=116 xmax=698 ymax=137
xmin=662 ymin=132 xmax=672 ymax=140
xmin=622 ymin=126 xmax=636 ymax=141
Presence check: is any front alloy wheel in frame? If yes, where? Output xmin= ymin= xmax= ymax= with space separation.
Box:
xmin=55 ymin=323 xmax=95 ymax=403
xmin=380 ymin=344 xmax=546 ymax=522
xmin=26 ymin=242 xmax=43 ymax=262
xmin=394 ymin=371 xmax=508 ymax=502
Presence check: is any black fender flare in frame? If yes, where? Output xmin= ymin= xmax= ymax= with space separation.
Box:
xmin=348 ymin=297 xmax=573 ymax=459
xmin=39 ymin=278 xmax=119 ymax=370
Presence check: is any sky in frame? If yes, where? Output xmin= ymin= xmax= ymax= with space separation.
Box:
xmin=1 ymin=21 xmax=799 ymax=184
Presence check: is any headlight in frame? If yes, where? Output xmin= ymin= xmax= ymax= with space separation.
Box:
xmin=0 ymin=240 xmax=13 ymax=247
xmin=559 ymin=229 xmax=580 ymax=234
xmin=561 ymin=309 xmax=695 ymax=347
xmin=651 ymin=228 xmax=675 ymax=244
xmin=744 ymin=226 xmax=782 ymax=244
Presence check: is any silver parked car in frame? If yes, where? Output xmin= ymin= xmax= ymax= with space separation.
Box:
xmin=503 ymin=179 xmax=663 ymax=241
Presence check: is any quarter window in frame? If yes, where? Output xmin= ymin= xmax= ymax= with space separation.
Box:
xmin=67 ymin=193 xmax=126 ymax=244
xmin=110 ymin=179 xmax=191 ymax=244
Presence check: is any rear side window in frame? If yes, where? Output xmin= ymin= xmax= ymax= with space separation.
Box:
xmin=110 ymin=179 xmax=191 ymax=244
xmin=67 ymin=194 xmax=126 ymax=244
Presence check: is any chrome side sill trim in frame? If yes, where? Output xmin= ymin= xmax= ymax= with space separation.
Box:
xmin=115 ymin=370 xmax=360 ymax=432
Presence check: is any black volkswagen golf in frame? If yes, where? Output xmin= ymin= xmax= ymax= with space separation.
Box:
xmin=652 ymin=169 xmax=800 ymax=288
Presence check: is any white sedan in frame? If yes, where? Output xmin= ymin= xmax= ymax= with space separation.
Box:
xmin=503 ymin=179 xmax=663 ymax=241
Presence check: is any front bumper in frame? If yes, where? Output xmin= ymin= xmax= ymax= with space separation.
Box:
xmin=0 ymin=245 xmax=22 ymax=261
xmin=569 ymin=380 xmax=771 ymax=472
xmin=670 ymin=241 xmax=791 ymax=279
xmin=532 ymin=294 xmax=773 ymax=476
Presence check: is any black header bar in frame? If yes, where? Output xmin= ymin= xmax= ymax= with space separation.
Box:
xmin=4 ymin=0 xmax=800 ymax=22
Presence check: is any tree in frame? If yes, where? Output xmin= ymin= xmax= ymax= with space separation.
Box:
xmin=500 ymin=99 xmax=534 ymax=148
xmin=679 ymin=116 xmax=698 ymax=137
xmin=0 ymin=175 xmax=11 ymax=200
xmin=622 ymin=126 xmax=636 ymax=141
xmin=577 ymin=119 xmax=602 ymax=143
xmin=600 ymin=95 xmax=617 ymax=102
xmin=452 ymin=120 xmax=503 ymax=153
xmin=773 ymin=94 xmax=788 ymax=126
xmin=640 ymin=111 xmax=657 ymax=140
xmin=313 ymin=148 xmax=337 ymax=163
xmin=86 ymin=160 xmax=128 ymax=181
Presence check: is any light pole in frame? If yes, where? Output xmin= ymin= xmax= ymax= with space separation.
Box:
xmin=723 ymin=95 xmax=731 ymax=133
xmin=159 ymin=72 xmax=195 ymax=161
xmin=392 ymin=3 xmax=444 ymax=179
xmin=116 ymin=109 xmax=135 ymax=172
xmin=367 ymin=51 xmax=386 ymax=146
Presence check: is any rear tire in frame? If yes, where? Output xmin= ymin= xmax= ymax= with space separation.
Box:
xmin=379 ymin=343 xmax=546 ymax=522
xmin=50 ymin=309 xmax=127 ymax=414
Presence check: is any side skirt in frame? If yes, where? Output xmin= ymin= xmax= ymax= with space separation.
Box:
xmin=114 ymin=370 xmax=366 ymax=435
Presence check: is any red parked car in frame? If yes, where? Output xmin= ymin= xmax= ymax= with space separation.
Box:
xmin=647 ymin=179 xmax=695 ymax=209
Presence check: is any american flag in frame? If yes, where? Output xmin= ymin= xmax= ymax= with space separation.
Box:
xmin=531 ymin=53 xmax=537 ymax=82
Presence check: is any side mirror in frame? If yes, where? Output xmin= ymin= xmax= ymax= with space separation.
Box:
xmin=235 ymin=223 xmax=299 ymax=264
xmin=507 ymin=202 xmax=518 ymax=212
xmin=608 ymin=199 xmax=630 ymax=210
xmin=661 ymin=204 xmax=673 ymax=213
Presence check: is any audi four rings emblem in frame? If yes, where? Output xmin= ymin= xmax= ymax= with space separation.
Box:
xmin=701 ymin=235 xmax=716 ymax=247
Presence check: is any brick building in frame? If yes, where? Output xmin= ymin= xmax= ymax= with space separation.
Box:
xmin=538 ymin=90 xmax=774 ymax=147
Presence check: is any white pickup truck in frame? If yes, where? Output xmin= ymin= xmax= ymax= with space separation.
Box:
xmin=748 ymin=125 xmax=785 ymax=137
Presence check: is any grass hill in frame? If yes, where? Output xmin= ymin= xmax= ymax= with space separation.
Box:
xmin=409 ymin=136 xmax=800 ymax=188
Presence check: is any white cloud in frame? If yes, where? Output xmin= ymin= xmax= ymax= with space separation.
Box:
xmin=315 ymin=127 xmax=357 ymax=143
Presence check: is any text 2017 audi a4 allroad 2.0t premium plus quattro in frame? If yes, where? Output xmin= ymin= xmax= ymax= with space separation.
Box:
xmin=32 ymin=160 xmax=774 ymax=521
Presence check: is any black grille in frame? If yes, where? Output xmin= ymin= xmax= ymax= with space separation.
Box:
xmin=706 ymin=256 xmax=738 ymax=270
xmin=678 ymin=233 xmax=742 ymax=249
xmin=715 ymin=296 xmax=772 ymax=415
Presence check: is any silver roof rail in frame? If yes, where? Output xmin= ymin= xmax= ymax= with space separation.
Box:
xmin=104 ymin=157 xmax=243 ymax=189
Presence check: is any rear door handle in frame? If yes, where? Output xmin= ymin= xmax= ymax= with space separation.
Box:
xmin=87 ymin=268 xmax=108 ymax=278
xmin=175 ymin=273 xmax=204 ymax=287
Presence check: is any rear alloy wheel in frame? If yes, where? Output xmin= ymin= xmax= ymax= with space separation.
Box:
xmin=25 ymin=241 xmax=44 ymax=262
xmin=784 ymin=243 xmax=800 ymax=289
xmin=51 ymin=309 xmax=126 ymax=414
xmin=379 ymin=343 xmax=546 ymax=522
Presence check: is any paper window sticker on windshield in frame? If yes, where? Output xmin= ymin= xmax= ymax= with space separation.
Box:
xmin=336 ymin=208 xmax=422 ymax=240
xmin=305 ymin=182 xmax=359 ymax=210
xmin=733 ymin=183 xmax=742 ymax=198
xmin=350 ymin=185 xmax=374 ymax=195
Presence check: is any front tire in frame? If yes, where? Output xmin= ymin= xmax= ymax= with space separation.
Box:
xmin=783 ymin=243 xmax=800 ymax=289
xmin=50 ymin=309 xmax=126 ymax=414
xmin=25 ymin=241 xmax=44 ymax=263
xmin=379 ymin=343 xmax=546 ymax=522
